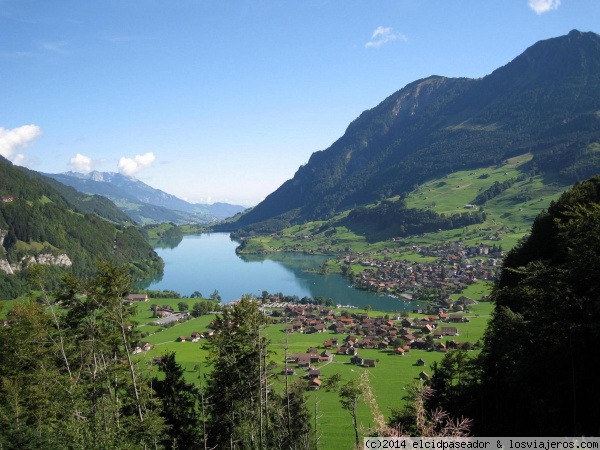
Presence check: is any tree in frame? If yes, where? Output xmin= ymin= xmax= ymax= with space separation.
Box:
xmin=323 ymin=373 xmax=342 ymax=392
xmin=192 ymin=301 xmax=211 ymax=317
xmin=388 ymin=382 xmax=472 ymax=437
xmin=178 ymin=301 xmax=189 ymax=312
xmin=364 ymin=304 xmax=372 ymax=314
xmin=210 ymin=289 xmax=221 ymax=302
xmin=447 ymin=176 xmax=600 ymax=436
xmin=203 ymin=297 xmax=311 ymax=449
xmin=339 ymin=379 xmax=363 ymax=448
xmin=153 ymin=353 xmax=203 ymax=449
xmin=190 ymin=290 xmax=203 ymax=298
xmin=0 ymin=261 xmax=166 ymax=449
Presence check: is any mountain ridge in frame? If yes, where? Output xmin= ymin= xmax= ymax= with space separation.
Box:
xmin=228 ymin=30 xmax=600 ymax=232
xmin=44 ymin=171 xmax=247 ymax=225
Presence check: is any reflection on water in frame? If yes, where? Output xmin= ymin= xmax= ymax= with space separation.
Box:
xmin=136 ymin=233 xmax=415 ymax=312
xmin=148 ymin=236 xmax=184 ymax=250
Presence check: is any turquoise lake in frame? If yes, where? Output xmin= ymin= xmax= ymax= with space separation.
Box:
xmin=136 ymin=233 xmax=417 ymax=312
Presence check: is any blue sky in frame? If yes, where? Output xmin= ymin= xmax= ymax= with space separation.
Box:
xmin=1 ymin=0 xmax=598 ymax=206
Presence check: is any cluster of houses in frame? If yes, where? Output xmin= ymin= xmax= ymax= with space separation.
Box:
xmin=131 ymin=341 xmax=152 ymax=354
xmin=348 ymin=245 xmax=501 ymax=299
xmin=274 ymin=303 xmax=474 ymax=389
xmin=176 ymin=330 xmax=213 ymax=342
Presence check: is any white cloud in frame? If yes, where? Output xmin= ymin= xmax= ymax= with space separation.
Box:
xmin=365 ymin=26 xmax=407 ymax=49
xmin=68 ymin=153 xmax=93 ymax=173
xmin=528 ymin=0 xmax=561 ymax=14
xmin=118 ymin=152 xmax=156 ymax=177
xmin=0 ymin=124 xmax=43 ymax=165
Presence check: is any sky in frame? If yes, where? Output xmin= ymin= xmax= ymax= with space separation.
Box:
xmin=1 ymin=0 xmax=599 ymax=207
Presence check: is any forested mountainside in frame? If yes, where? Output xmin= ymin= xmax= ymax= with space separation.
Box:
xmin=45 ymin=171 xmax=246 ymax=225
xmin=426 ymin=175 xmax=600 ymax=436
xmin=230 ymin=30 xmax=600 ymax=233
xmin=0 ymin=156 xmax=163 ymax=299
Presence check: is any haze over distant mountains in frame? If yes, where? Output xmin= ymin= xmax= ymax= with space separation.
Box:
xmin=44 ymin=171 xmax=247 ymax=225
xmin=228 ymin=30 xmax=600 ymax=233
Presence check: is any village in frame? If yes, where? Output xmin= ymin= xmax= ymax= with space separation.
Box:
xmin=341 ymin=240 xmax=504 ymax=300
xmin=257 ymin=299 xmax=480 ymax=390
xmin=124 ymin=276 xmax=486 ymax=393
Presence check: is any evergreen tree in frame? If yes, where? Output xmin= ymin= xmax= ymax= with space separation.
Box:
xmin=203 ymin=297 xmax=311 ymax=449
xmin=153 ymin=353 xmax=203 ymax=450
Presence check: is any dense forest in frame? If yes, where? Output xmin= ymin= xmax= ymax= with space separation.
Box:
xmin=228 ymin=30 xmax=600 ymax=233
xmin=344 ymin=199 xmax=486 ymax=238
xmin=0 ymin=156 xmax=163 ymax=299
xmin=426 ymin=175 xmax=600 ymax=435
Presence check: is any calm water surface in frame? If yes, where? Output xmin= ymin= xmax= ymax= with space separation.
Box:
xmin=136 ymin=233 xmax=415 ymax=312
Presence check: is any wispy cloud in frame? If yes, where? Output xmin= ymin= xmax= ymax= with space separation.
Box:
xmin=0 ymin=124 xmax=43 ymax=166
xmin=365 ymin=26 xmax=407 ymax=49
xmin=528 ymin=0 xmax=561 ymax=14
xmin=97 ymin=32 xmax=144 ymax=44
xmin=118 ymin=152 xmax=156 ymax=177
xmin=39 ymin=40 xmax=71 ymax=55
xmin=68 ymin=153 xmax=93 ymax=173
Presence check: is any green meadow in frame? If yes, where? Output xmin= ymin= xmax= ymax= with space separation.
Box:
xmin=136 ymin=297 xmax=493 ymax=450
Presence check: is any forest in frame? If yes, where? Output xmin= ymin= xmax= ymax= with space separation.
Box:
xmin=425 ymin=175 xmax=600 ymax=436
xmin=0 ymin=156 xmax=163 ymax=299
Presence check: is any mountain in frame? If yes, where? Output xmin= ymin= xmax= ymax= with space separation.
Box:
xmin=0 ymin=156 xmax=163 ymax=299
xmin=44 ymin=171 xmax=247 ymax=225
xmin=230 ymin=30 xmax=600 ymax=232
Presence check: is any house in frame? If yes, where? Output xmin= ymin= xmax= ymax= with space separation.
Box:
xmin=351 ymin=355 xmax=364 ymax=365
xmin=416 ymin=358 xmax=426 ymax=366
xmin=308 ymin=378 xmax=322 ymax=391
xmin=448 ymin=314 xmax=466 ymax=323
xmin=297 ymin=355 xmax=311 ymax=368
xmin=281 ymin=367 xmax=296 ymax=376
xmin=363 ymin=359 xmax=376 ymax=368
xmin=394 ymin=347 xmax=405 ymax=356
xmin=128 ymin=293 xmax=149 ymax=302
xmin=441 ymin=327 xmax=459 ymax=336
xmin=177 ymin=336 xmax=187 ymax=342
xmin=320 ymin=350 xmax=332 ymax=362
xmin=141 ymin=342 xmax=152 ymax=351
xmin=307 ymin=369 xmax=321 ymax=379
xmin=419 ymin=371 xmax=430 ymax=380
xmin=434 ymin=342 xmax=447 ymax=352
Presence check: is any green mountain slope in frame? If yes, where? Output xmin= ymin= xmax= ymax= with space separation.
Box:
xmin=0 ymin=156 xmax=163 ymax=299
xmin=231 ymin=30 xmax=600 ymax=232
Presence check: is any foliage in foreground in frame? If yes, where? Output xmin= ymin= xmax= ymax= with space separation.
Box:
xmin=428 ymin=175 xmax=600 ymax=436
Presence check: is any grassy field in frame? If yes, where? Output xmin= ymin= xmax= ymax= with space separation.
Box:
xmin=134 ymin=298 xmax=493 ymax=450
